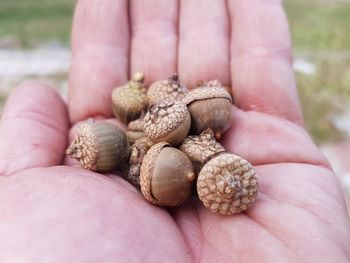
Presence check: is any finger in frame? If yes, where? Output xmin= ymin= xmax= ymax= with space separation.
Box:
xmin=178 ymin=0 xmax=230 ymax=88
xmin=228 ymin=0 xmax=303 ymax=125
xmin=69 ymin=0 xmax=130 ymax=124
xmin=130 ymin=0 xmax=178 ymax=85
xmin=0 ymin=167 xmax=192 ymax=262
xmin=221 ymin=108 xmax=329 ymax=167
xmin=0 ymin=81 xmax=68 ymax=176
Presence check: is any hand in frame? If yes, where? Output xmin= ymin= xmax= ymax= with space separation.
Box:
xmin=0 ymin=0 xmax=349 ymax=262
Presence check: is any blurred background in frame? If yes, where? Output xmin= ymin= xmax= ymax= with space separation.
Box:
xmin=0 ymin=0 xmax=349 ymax=200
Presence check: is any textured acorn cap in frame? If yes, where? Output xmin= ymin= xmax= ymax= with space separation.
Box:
xmin=125 ymin=136 xmax=154 ymax=188
xmin=128 ymin=118 xmax=144 ymax=132
xmin=66 ymin=122 xmax=130 ymax=173
xmin=140 ymin=142 xmax=195 ymax=206
xmin=147 ymin=74 xmax=188 ymax=105
xmin=179 ymin=129 xmax=226 ymax=165
xmin=140 ymin=142 xmax=169 ymax=205
xmin=143 ymin=101 xmax=191 ymax=145
xmin=197 ymin=79 xmax=222 ymax=88
xmin=126 ymin=131 xmax=146 ymax=144
xmin=197 ymin=153 xmax=258 ymax=215
xmin=111 ymin=72 xmax=148 ymax=124
xmin=183 ymin=86 xmax=231 ymax=105
xmin=196 ymin=79 xmax=232 ymax=97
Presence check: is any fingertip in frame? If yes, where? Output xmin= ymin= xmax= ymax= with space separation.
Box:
xmin=4 ymin=80 xmax=68 ymax=124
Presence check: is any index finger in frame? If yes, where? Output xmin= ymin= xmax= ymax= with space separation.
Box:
xmin=68 ymin=0 xmax=130 ymax=124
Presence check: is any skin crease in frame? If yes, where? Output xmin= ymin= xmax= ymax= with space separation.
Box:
xmin=0 ymin=0 xmax=349 ymax=262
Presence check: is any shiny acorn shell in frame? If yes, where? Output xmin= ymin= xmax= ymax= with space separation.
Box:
xmin=140 ymin=142 xmax=195 ymax=206
xmin=183 ymin=86 xmax=232 ymax=139
xmin=197 ymin=153 xmax=258 ymax=215
xmin=66 ymin=122 xmax=130 ymax=173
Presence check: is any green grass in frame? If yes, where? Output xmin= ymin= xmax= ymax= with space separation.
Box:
xmin=285 ymin=0 xmax=350 ymax=51
xmin=0 ymin=0 xmax=74 ymax=47
xmin=284 ymin=0 xmax=350 ymax=143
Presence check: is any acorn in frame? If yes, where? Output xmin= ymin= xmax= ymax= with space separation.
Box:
xmin=140 ymin=142 xmax=195 ymax=206
xmin=179 ymin=129 xmax=226 ymax=165
xmin=143 ymin=101 xmax=191 ymax=145
xmin=197 ymin=153 xmax=258 ymax=215
xmin=66 ymin=121 xmax=130 ymax=173
xmin=111 ymin=72 xmax=148 ymax=124
xmin=183 ymin=80 xmax=232 ymax=139
xmin=125 ymin=136 xmax=154 ymax=188
xmin=147 ymin=74 xmax=188 ymax=105
xmin=125 ymin=130 xmax=146 ymax=144
xmin=128 ymin=117 xmax=144 ymax=132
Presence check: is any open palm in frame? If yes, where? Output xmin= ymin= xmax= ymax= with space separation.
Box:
xmin=0 ymin=0 xmax=349 ymax=262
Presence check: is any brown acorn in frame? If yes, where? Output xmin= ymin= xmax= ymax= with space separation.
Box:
xmin=147 ymin=74 xmax=188 ymax=105
xmin=197 ymin=153 xmax=258 ymax=215
xmin=125 ymin=131 xmax=146 ymax=144
xmin=125 ymin=136 xmax=154 ymax=187
xmin=66 ymin=121 xmax=130 ymax=173
xmin=140 ymin=142 xmax=195 ymax=206
xmin=128 ymin=117 xmax=144 ymax=132
xmin=111 ymin=72 xmax=148 ymax=124
xmin=183 ymin=81 xmax=232 ymax=139
xmin=142 ymin=101 xmax=191 ymax=145
xmin=179 ymin=129 xmax=226 ymax=165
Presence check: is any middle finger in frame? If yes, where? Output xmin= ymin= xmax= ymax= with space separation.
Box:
xmin=178 ymin=0 xmax=230 ymax=88
xmin=130 ymin=0 xmax=179 ymax=86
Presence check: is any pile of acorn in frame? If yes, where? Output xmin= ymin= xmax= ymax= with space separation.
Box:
xmin=66 ymin=73 xmax=258 ymax=215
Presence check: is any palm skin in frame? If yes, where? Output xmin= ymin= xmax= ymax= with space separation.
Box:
xmin=0 ymin=0 xmax=349 ymax=262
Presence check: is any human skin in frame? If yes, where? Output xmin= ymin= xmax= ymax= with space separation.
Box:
xmin=0 ymin=0 xmax=349 ymax=262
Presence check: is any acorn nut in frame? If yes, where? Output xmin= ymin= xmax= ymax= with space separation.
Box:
xmin=180 ymin=128 xmax=226 ymax=165
xmin=147 ymin=74 xmax=188 ymax=105
xmin=111 ymin=72 xmax=148 ymax=124
xmin=128 ymin=117 xmax=144 ymax=132
xmin=66 ymin=121 xmax=130 ymax=173
xmin=143 ymin=101 xmax=191 ymax=145
xmin=125 ymin=136 xmax=154 ymax=187
xmin=140 ymin=142 xmax=195 ymax=206
xmin=197 ymin=153 xmax=258 ymax=215
xmin=126 ymin=131 xmax=146 ymax=144
xmin=183 ymin=81 xmax=232 ymax=139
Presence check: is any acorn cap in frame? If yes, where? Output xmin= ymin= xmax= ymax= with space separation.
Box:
xmin=179 ymin=129 xmax=226 ymax=165
xmin=125 ymin=131 xmax=146 ymax=144
xmin=66 ymin=123 xmax=98 ymax=170
xmin=196 ymin=79 xmax=232 ymax=97
xmin=147 ymin=74 xmax=188 ymax=105
xmin=128 ymin=118 xmax=144 ymax=132
xmin=143 ymin=101 xmax=191 ymax=145
xmin=183 ymin=86 xmax=231 ymax=105
xmin=140 ymin=142 xmax=195 ymax=206
xmin=66 ymin=122 xmax=130 ymax=173
xmin=111 ymin=72 xmax=148 ymax=124
xmin=196 ymin=79 xmax=222 ymax=88
xmin=140 ymin=142 xmax=170 ymax=205
xmin=197 ymin=153 xmax=258 ymax=215
xmin=125 ymin=136 xmax=154 ymax=188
